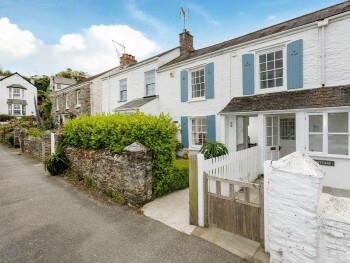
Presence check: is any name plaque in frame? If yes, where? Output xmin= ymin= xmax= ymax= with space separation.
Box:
xmin=314 ymin=159 xmax=334 ymax=166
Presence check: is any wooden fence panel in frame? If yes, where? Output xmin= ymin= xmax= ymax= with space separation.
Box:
xmin=189 ymin=155 xmax=198 ymax=226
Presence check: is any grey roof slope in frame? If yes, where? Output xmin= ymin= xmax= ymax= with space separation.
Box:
xmin=52 ymin=76 xmax=77 ymax=85
xmin=113 ymin=96 xmax=158 ymax=111
xmin=220 ymin=85 xmax=350 ymax=113
xmin=161 ymin=1 xmax=350 ymax=68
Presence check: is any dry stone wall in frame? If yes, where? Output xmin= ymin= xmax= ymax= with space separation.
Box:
xmin=18 ymin=130 xmax=52 ymax=161
xmin=64 ymin=142 xmax=153 ymax=206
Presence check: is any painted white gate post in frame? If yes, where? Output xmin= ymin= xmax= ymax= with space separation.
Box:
xmin=51 ymin=133 xmax=55 ymax=154
xmin=197 ymin=154 xmax=205 ymax=227
xmin=264 ymin=160 xmax=272 ymax=253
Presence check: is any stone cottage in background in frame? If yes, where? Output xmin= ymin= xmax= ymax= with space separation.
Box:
xmin=51 ymin=69 xmax=117 ymax=125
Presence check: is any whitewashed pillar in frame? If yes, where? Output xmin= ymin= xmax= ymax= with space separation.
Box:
xmin=197 ymin=154 xmax=205 ymax=227
xmin=267 ymin=152 xmax=325 ymax=263
xmin=264 ymin=160 xmax=272 ymax=253
xmin=51 ymin=133 xmax=55 ymax=154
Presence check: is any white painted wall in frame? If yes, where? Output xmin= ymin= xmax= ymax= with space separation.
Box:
xmin=158 ymin=14 xmax=350 ymax=152
xmin=100 ymin=49 xmax=180 ymax=114
xmin=0 ymin=74 xmax=37 ymax=116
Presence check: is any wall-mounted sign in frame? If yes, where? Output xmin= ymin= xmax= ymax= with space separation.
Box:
xmin=314 ymin=159 xmax=335 ymax=166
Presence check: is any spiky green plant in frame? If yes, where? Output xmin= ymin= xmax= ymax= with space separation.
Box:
xmin=44 ymin=144 xmax=70 ymax=176
xmin=199 ymin=142 xmax=229 ymax=160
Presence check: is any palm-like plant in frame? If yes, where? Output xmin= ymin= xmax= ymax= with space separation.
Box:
xmin=200 ymin=142 xmax=229 ymax=160
xmin=44 ymin=144 xmax=70 ymax=176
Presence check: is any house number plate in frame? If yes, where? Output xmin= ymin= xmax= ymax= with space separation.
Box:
xmin=314 ymin=160 xmax=335 ymax=166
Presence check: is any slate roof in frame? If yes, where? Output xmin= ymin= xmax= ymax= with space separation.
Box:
xmin=113 ymin=96 xmax=158 ymax=112
xmin=220 ymin=86 xmax=350 ymax=114
xmin=52 ymin=76 xmax=77 ymax=85
xmin=161 ymin=1 xmax=350 ymax=68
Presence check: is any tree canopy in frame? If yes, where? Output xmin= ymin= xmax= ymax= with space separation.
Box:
xmin=0 ymin=67 xmax=12 ymax=76
xmin=34 ymin=76 xmax=50 ymax=92
xmin=55 ymin=68 xmax=88 ymax=80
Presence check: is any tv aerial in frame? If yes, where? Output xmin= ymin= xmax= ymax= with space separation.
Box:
xmin=180 ymin=7 xmax=189 ymax=31
xmin=112 ymin=40 xmax=125 ymax=57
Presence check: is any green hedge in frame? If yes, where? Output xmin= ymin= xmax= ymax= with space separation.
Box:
xmin=0 ymin=114 xmax=15 ymax=122
xmin=63 ymin=112 xmax=179 ymax=197
xmin=26 ymin=127 xmax=46 ymax=137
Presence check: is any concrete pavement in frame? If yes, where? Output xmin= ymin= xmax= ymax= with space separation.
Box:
xmin=0 ymin=144 xmax=247 ymax=263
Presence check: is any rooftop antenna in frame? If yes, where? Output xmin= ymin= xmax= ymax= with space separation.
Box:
xmin=112 ymin=40 xmax=126 ymax=57
xmin=180 ymin=7 xmax=189 ymax=32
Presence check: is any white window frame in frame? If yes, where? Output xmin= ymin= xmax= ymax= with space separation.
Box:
xmin=119 ymin=78 xmax=127 ymax=102
xmin=8 ymin=88 xmax=24 ymax=99
xmin=65 ymin=94 xmax=69 ymax=109
xmin=8 ymin=104 xmax=25 ymax=116
xmin=255 ymin=45 xmax=287 ymax=94
xmin=189 ymin=117 xmax=207 ymax=149
xmin=190 ymin=67 xmax=205 ymax=100
xmin=76 ymin=89 xmax=81 ymax=107
xmin=306 ymin=111 xmax=350 ymax=157
xmin=145 ymin=70 xmax=156 ymax=97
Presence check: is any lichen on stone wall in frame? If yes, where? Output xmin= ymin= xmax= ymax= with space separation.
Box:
xmin=64 ymin=142 xmax=153 ymax=206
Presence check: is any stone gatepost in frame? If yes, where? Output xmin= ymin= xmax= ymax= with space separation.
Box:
xmin=122 ymin=142 xmax=153 ymax=205
xmin=265 ymin=152 xmax=325 ymax=263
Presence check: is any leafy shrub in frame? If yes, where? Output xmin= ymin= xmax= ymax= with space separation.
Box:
xmin=170 ymin=159 xmax=189 ymax=190
xmin=0 ymin=116 xmax=37 ymax=142
xmin=44 ymin=144 xmax=70 ymax=176
xmin=63 ymin=112 xmax=178 ymax=197
xmin=5 ymin=133 xmax=14 ymax=145
xmin=26 ymin=127 xmax=46 ymax=138
xmin=0 ymin=114 xmax=15 ymax=122
xmin=200 ymin=141 xmax=229 ymax=160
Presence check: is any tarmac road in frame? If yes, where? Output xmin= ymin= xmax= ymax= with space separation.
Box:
xmin=0 ymin=144 xmax=246 ymax=263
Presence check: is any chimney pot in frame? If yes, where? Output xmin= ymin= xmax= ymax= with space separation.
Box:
xmin=119 ymin=53 xmax=137 ymax=67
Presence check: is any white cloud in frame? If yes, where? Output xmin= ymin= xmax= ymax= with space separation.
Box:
xmin=0 ymin=17 xmax=161 ymax=75
xmin=268 ymin=15 xmax=277 ymax=20
xmin=0 ymin=17 xmax=41 ymax=59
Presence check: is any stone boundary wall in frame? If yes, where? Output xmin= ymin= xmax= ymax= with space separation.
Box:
xmin=16 ymin=130 xmax=62 ymax=162
xmin=265 ymin=152 xmax=350 ymax=263
xmin=64 ymin=142 xmax=153 ymax=206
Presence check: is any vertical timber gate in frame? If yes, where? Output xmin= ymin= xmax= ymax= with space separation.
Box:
xmin=203 ymin=172 xmax=264 ymax=244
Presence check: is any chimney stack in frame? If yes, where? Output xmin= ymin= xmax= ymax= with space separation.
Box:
xmin=179 ymin=29 xmax=194 ymax=55
xmin=119 ymin=53 xmax=137 ymax=68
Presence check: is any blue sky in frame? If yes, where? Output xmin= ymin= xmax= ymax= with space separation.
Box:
xmin=0 ymin=0 xmax=342 ymax=75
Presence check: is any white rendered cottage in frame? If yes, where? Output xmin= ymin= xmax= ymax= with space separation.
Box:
xmin=0 ymin=73 xmax=37 ymax=117
xmin=100 ymin=33 xmax=196 ymax=114
xmin=157 ymin=2 xmax=350 ymax=190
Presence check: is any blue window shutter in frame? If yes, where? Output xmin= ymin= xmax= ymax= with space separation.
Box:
xmin=205 ymin=62 xmax=214 ymax=99
xmin=181 ymin=70 xmax=188 ymax=102
xmin=242 ymin=54 xmax=255 ymax=95
xmin=206 ymin=115 xmax=216 ymax=142
xmin=287 ymin=39 xmax=303 ymax=90
xmin=181 ymin=117 xmax=189 ymax=148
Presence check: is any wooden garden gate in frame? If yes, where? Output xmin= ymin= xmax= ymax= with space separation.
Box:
xmin=203 ymin=172 xmax=264 ymax=243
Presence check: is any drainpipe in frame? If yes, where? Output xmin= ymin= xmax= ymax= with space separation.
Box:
xmin=318 ymin=19 xmax=329 ymax=86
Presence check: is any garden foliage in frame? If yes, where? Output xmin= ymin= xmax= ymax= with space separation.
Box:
xmin=63 ymin=112 xmax=183 ymax=197
xmin=200 ymin=141 xmax=229 ymax=160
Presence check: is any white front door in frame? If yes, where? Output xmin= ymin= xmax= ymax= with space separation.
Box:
xmin=266 ymin=116 xmax=279 ymax=161
xmin=279 ymin=117 xmax=296 ymax=158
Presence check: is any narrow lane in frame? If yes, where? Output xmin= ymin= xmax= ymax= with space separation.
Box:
xmin=0 ymin=144 xmax=246 ymax=263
